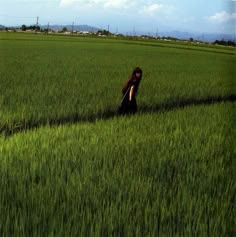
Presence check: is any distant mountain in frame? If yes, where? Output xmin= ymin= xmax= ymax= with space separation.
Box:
xmin=0 ymin=25 xmax=5 ymax=29
xmin=40 ymin=24 xmax=100 ymax=32
xmin=123 ymin=28 xmax=235 ymax=42
xmin=158 ymin=31 xmax=235 ymax=42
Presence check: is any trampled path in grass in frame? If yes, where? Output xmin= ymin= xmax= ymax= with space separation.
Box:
xmin=1 ymin=94 xmax=235 ymax=137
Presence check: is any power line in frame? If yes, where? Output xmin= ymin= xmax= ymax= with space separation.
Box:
xmin=0 ymin=14 xmax=36 ymax=19
xmin=3 ymin=0 xmax=59 ymax=3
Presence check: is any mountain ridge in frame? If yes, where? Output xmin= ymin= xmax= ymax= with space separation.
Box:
xmin=1 ymin=24 xmax=235 ymax=42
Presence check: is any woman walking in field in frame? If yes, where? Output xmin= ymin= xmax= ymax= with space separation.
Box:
xmin=119 ymin=67 xmax=143 ymax=115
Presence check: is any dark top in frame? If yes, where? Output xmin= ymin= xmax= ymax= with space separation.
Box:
xmin=122 ymin=76 xmax=141 ymax=96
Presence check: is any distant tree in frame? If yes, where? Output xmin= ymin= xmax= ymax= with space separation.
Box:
xmin=189 ymin=37 xmax=194 ymax=42
xmin=214 ymin=39 xmax=235 ymax=47
xmin=97 ymin=30 xmax=110 ymax=36
xmin=22 ymin=25 xmax=27 ymax=31
xmin=228 ymin=40 xmax=236 ymax=46
xmin=43 ymin=28 xmax=49 ymax=33
xmin=62 ymin=27 xmax=67 ymax=32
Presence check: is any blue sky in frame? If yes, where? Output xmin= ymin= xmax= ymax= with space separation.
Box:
xmin=0 ymin=0 xmax=235 ymax=34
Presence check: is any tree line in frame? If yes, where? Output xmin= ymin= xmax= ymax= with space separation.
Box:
xmin=213 ymin=39 xmax=235 ymax=47
xmin=21 ymin=25 xmax=41 ymax=31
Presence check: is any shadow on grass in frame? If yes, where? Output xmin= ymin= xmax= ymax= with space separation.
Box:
xmin=1 ymin=94 xmax=236 ymax=137
xmin=139 ymin=94 xmax=236 ymax=113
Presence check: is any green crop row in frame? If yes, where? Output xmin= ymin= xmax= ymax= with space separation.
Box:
xmin=0 ymin=33 xmax=235 ymax=236
xmin=0 ymin=33 xmax=235 ymax=135
xmin=0 ymin=102 xmax=235 ymax=236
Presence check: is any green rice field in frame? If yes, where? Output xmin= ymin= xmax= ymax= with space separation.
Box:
xmin=0 ymin=32 xmax=235 ymax=236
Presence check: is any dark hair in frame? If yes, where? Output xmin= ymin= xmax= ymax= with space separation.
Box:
xmin=132 ymin=67 xmax=142 ymax=78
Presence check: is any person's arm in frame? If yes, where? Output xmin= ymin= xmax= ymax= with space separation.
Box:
xmin=122 ymin=77 xmax=131 ymax=94
xmin=129 ymin=85 xmax=134 ymax=101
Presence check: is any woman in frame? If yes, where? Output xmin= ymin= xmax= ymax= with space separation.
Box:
xmin=119 ymin=67 xmax=143 ymax=115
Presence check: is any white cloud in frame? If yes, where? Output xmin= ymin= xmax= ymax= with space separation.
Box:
xmin=59 ymin=0 xmax=71 ymax=7
xmin=60 ymin=0 xmax=133 ymax=9
xmin=103 ymin=0 xmax=133 ymax=9
xmin=138 ymin=4 xmax=164 ymax=16
xmin=138 ymin=3 xmax=175 ymax=17
xmin=208 ymin=11 xmax=236 ymax=23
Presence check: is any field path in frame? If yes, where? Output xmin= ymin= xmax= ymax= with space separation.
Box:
xmin=1 ymin=94 xmax=235 ymax=137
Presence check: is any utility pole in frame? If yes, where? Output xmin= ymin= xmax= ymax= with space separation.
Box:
xmin=156 ymin=28 xmax=159 ymax=38
xmin=47 ymin=22 xmax=49 ymax=34
xmin=72 ymin=21 xmax=74 ymax=35
xmin=36 ymin=16 xmax=39 ymax=32
xmin=108 ymin=25 xmax=110 ymax=35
